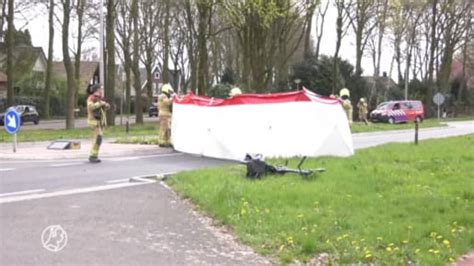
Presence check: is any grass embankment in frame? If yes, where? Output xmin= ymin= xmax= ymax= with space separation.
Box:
xmin=351 ymin=119 xmax=445 ymax=133
xmin=168 ymin=135 xmax=474 ymax=265
xmin=0 ymin=123 xmax=158 ymax=143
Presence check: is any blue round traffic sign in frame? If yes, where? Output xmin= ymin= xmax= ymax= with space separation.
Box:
xmin=3 ymin=107 xmax=21 ymax=134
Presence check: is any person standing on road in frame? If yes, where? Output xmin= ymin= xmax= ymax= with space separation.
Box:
xmin=357 ymin=97 xmax=369 ymax=125
xmin=86 ymin=83 xmax=110 ymax=163
xmin=158 ymin=83 xmax=175 ymax=147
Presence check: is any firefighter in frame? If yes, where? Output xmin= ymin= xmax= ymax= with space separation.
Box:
xmin=357 ymin=97 xmax=369 ymax=125
xmin=158 ymin=83 xmax=175 ymax=147
xmin=86 ymin=83 xmax=110 ymax=163
xmin=339 ymin=88 xmax=353 ymax=127
xmin=229 ymin=87 xmax=242 ymax=97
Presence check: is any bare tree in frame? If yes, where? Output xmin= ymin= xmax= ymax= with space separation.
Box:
xmin=6 ymin=0 xmax=14 ymax=107
xmin=105 ymin=0 xmax=116 ymax=125
xmin=42 ymin=0 xmax=55 ymax=119
xmin=62 ymin=0 xmax=75 ymax=129
xmin=115 ymin=0 xmax=133 ymax=116
xmin=344 ymin=0 xmax=377 ymax=77
xmin=313 ymin=0 xmax=330 ymax=61
xmin=131 ymin=0 xmax=143 ymax=123
xmin=332 ymin=0 xmax=351 ymax=93
xmin=437 ymin=0 xmax=472 ymax=94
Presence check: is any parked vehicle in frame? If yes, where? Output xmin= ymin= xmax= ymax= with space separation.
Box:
xmin=148 ymin=104 xmax=158 ymax=117
xmin=0 ymin=105 xmax=40 ymax=126
xmin=370 ymin=100 xmax=424 ymax=124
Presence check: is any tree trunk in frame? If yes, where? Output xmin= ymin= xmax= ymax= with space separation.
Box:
xmin=131 ymin=0 xmax=143 ymax=124
xmin=196 ymin=1 xmax=210 ymax=95
xmin=6 ymin=0 xmax=14 ymax=107
xmin=426 ymin=0 xmax=438 ymax=114
xmin=43 ymin=0 xmax=54 ymax=119
xmin=162 ymin=0 xmax=170 ymax=84
xmin=184 ymin=0 xmax=197 ymax=93
xmin=74 ymin=0 xmax=84 ymax=111
xmin=106 ymin=0 xmax=116 ymax=125
xmin=63 ymin=0 xmax=76 ymax=129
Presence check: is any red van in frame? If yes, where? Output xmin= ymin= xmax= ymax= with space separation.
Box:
xmin=370 ymin=100 xmax=424 ymax=124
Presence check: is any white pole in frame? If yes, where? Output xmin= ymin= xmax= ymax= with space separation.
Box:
xmin=437 ymin=104 xmax=440 ymax=120
xmin=99 ymin=0 xmax=104 ymax=85
xmin=13 ymin=133 xmax=17 ymax=153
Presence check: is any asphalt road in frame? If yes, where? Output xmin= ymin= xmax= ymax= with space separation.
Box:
xmin=0 ymin=120 xmax=472 ymax=265
xmin=21 ymin=116 xmax=159 ymax=130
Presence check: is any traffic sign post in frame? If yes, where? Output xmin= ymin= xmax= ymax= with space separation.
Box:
xmin=433 ymin=92 xmax=445 ymax=120
xmin=3 ymin=107 xmax=21 ymax=152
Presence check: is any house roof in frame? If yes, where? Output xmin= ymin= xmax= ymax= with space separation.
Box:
xmin=0 ymin=45 xmax=47 ymax=80
xmin=362 ymin=76 xmax=398 ymax=88
xmin=53 ymin=61 xmax=99 ymax=90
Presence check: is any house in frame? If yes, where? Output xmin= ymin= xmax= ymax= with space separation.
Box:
xmin=0 ymin=45 xmax=47 ymax=97
xmin=53 ymin=61 xmax=99 ymax=94
xmin=362 ymin=73 xmax=400 ymax=106
xmin=0 ymin=71 xmax=7 ymax=99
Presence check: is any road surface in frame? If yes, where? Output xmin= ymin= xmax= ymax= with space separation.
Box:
xmin=0 ymin=121 xmax=472 ymax=265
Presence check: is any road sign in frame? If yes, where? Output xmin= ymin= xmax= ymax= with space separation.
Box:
xmin=4 ymin=108 xmax=21 ymax=134
xmin=433 ymin=92 xmax=445 ymax=105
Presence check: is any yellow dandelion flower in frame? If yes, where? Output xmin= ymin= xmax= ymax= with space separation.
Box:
xmin=428 ymin=249 xmax=434 ymax=253
xmin=402 ymin=240 xmax=409 ymax=244
xmin=386 ymin=247 xmax=392 ymax=252
xmin=433 ymin=250 xmax=440 ymax=254
xmin=436 ymin=235 xmax=443 ymax=239
xmin=394 ymin=247 xmax=400 ymax=252
xmin=364 ymin=253 xmax=372 ymax=259
xmin=443 ymin=239 xmax=450 ymax=246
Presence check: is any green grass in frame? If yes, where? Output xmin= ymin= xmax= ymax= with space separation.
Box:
xmin=351 ymin=119 xmax=447 ymax=133
xmin=0 ymin=123 xmax=159 ymax=143
xmin=168 ymin=135 xmax=474 ymax=265
xmin=115 ymin=136 xmax=159 ymax=145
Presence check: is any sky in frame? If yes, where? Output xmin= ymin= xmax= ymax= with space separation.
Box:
xmin=14 ymin=0 xmax=398 ymax=81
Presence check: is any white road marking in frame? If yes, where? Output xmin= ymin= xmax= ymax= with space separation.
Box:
xmin=105 ymin=178 xmax=130 ymax=184
xmin=0 ymin=168 xmax=15 ymax=172
xmin=50 ymin=162 xmax=85 ymax=167
xmin=107 ymin=157 xmax=139 ymax=162
xmin=0 ymin=189 xmax=45 ymax=197
xmin=4 ymin=152 xmax=183 ymax=164
xmin=0 ymin=180 xmax=156 ymax=204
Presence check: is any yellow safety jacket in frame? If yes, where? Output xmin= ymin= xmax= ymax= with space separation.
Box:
xmin=158 ymin=93 xmax=172 ymax=117
xmin=358 ymin=102 xmax=368 ymax=116
xmin=87 ymin=96 xmax=107 ymax=127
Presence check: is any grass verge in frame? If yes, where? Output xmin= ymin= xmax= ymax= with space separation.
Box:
xmin=0 ymin=123 xmax=159 ymax=143
xmin=351 ymin=119 xmax=446 ymax=133
xmin=115 ymin=136 xmax=159 ymax=145
xmin=168 ymin=135 xmax=474 ymax=265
